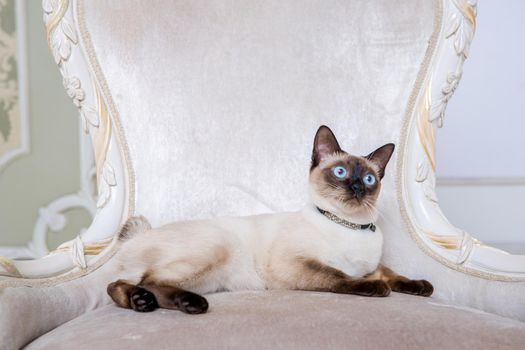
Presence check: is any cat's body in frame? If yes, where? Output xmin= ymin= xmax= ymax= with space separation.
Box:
xmin=114 ymin=204 xmax=382 ymax=295
xmin=108 ymin=126 xmax=433 ymax=314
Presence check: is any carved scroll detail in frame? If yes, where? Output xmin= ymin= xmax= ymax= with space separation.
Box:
xmin=0 ymin=0 xmax=119 ymax=275
xmin=44 ymin=0 xmax=115 ymax=208
xmin=415 ymin=0 xmax=478 ymax=257
xmin=429 ymin=0 xmax=477 ymax=127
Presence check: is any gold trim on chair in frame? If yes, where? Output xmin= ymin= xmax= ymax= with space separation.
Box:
xmin=452 ymin=0 xmax=476 ymax=31
xmin=44 ymin=0 xmax=69 ymax=48
xmin=51 ymin=237 xmax=113 ymax=256
xmin=93 ymin=87 xmax=112 ymax=184
xmin=0 ymin=256 xmax=22 ymax=278
xmin=416 ymin=84 xmax=436 ymax=171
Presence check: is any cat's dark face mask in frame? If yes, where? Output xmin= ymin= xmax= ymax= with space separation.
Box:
xmin=309 ymin=125 xmax=395 ymax=212
xmin=321 ymin=157 xmax=380 ymax=204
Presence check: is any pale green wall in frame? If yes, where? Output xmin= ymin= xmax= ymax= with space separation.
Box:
xmin=0 ymin=2 xmax=91 ymax=250
xmin=0 ymin=0 xmax=18 ymax=141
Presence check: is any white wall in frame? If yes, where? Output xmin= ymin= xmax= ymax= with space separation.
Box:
xmin=436 ymin=0 xmax=525 ymax=251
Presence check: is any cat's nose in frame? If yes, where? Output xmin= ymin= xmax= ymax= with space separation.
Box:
xmin=350 ymin=182 xmax=365 ymax=198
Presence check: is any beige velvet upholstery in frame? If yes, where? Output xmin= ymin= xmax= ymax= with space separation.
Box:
xmin=26 ymin=292 xmax=525 ymax=350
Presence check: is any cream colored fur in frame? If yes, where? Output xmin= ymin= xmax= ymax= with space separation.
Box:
xmin=113 ymin=190 xmax=382 ymax=294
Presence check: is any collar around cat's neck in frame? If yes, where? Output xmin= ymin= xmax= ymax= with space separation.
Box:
xmin=316 ymin=207 xmax=376 ymax=232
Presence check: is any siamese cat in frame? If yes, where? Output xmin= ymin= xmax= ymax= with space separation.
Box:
xmin=108 ymin=125 xmax=433 ymax=314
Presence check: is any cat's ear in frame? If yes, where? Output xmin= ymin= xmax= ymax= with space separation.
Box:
xmin=311 ymin=125 xmax=342 ymax=168
xmin=365 ymin=143 xmax=395 ymax=179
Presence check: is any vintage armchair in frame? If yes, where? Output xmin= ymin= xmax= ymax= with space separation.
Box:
xmin=1 ymin=0 xmax=525 ymax=349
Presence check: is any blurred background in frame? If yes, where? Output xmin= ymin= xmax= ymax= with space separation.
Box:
xmin=0 ymin=1 xmax=90 ymax=258
xmin=0 ymin=0 xmax=523 ymax=258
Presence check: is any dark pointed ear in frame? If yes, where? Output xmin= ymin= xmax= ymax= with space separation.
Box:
xmin=311 ymin=125 xmax=342 ymax=169
xmin=365 ymin=143 xmax=395 ymax=179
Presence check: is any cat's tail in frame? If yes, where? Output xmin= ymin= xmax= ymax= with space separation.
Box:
xmin=117 ymin=215 xmax=152 ymax=241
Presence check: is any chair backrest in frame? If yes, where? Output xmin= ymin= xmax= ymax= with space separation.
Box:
xmin=82 ymin=0 xmax=435 ymax=224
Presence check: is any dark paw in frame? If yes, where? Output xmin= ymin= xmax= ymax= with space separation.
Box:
xmin=174 ymin=292 xmax=209 ymax=314
xmin=394 ymin=279 xmax=434 ymax=297
xmin=349 ymin=280 xmax=391 ymax=297
xmin=130 ymin=287 xmax=158 ymax=312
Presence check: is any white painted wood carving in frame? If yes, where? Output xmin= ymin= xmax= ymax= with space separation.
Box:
xmin=402 ymin=0 xmax=525 ymax=279
xmin=0 ymin=0 xmax=128 ymax=278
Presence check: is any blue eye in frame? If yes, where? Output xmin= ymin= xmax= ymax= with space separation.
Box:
xmin=332 ymin=166 xmax=347 ymax=179
xmin=363 ymin=173 xmax=376 ymax=186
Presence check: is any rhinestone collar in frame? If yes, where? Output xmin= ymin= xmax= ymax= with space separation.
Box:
xmin=317 ymin=207 xmax=376 ymax=232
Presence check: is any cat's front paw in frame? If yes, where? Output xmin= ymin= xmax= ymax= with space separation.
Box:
xmin=130 ymin=287 xmax=159 ymax=312
xmin=173 ymin=292 xmax=209 ymax=314
xmin=393 ymin=279 xmax=433 ymax=297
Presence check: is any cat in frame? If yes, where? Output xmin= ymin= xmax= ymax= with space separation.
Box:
xmin=107 ymin=125 xmax=433 ymax=314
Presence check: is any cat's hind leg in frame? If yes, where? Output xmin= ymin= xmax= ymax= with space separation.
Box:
xmin=365 ymin=264 xmax=433 ymax=297
xmin=107 ymin=278 xmax=207 ymax=314
xmin=108 ymin=242 xmax=227 ymax=313
xmin=139 ymin=276 xmax=209 ymax=314
xmin=107 ymin=279 xmax=159 ymax=312
xmin=128 ymin=245 xmax=229 ymax=314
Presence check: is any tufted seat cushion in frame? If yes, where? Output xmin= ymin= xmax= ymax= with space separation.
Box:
xmin=26 ymin=291 xmax=525 ymax=350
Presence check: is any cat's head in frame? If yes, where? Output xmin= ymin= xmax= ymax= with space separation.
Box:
xmin=309 ymin=125 xmax=395 ymax=222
